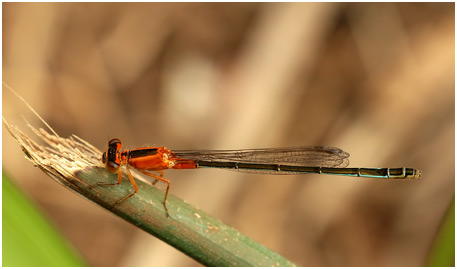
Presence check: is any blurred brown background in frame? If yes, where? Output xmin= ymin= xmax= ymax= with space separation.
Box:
xmin=2 ymin=2 xmax=454 ymax=266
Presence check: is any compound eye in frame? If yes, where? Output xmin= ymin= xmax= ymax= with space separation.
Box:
xmin=102 ymin=152 xmax=107 ymax=164
xmin=106 ymin=160 xmax=120 ymax=173
xmin=108 ymin=138 xmax=122 ymax=149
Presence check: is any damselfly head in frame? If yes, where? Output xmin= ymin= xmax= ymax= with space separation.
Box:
xmin=102 ymin=138 xmax=123 ymax=173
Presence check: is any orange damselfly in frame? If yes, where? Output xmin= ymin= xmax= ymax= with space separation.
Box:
xmin=100 ymin=138 xmax=421 ymax=216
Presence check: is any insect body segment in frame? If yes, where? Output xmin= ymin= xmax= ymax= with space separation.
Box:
xmin=102 ymin=138 xmax=123 ymax=173
xmin=127 ymin=147 xmax=176 ymax=171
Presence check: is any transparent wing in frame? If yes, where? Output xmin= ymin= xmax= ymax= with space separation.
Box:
xmin=171 ymin=146 xmax=350 ymax=168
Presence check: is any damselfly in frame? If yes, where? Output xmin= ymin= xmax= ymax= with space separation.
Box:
xmin=100 ymin=138 xmax=421 ymax=215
